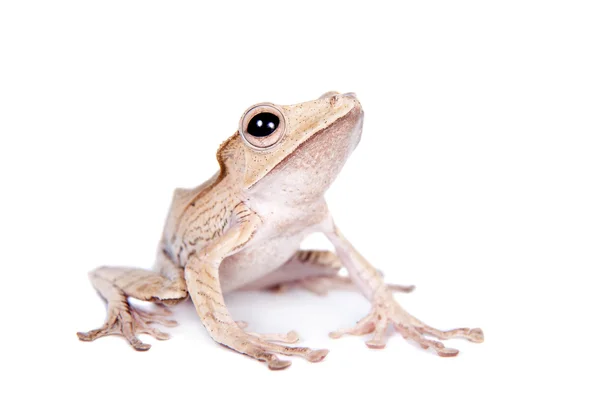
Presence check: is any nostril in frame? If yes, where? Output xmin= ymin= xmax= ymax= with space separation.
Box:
xmin=329 ymin=94 xmax=339 ymax=107
xmin=319 ymin=91 xmax=340 ymax=99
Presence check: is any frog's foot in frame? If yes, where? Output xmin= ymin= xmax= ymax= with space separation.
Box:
xmin=222 ymin=327 xmax=329 ymax=370
xmin=271 ymin=274 xmax=415 ymax=296
xmin=330 ymin=295 xmax=484 ymax=356
xmin=77 ymin=301 xmax=178 ymax=351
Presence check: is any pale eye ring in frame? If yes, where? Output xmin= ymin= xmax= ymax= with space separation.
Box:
xmin=239 ymin=104 xmax=286 ymax=149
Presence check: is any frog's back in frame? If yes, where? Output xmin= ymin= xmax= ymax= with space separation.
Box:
xmin=161 ymin=172 xmax=223 ymax=263
xmin=161 ymin=134 xmax=246 ymax=266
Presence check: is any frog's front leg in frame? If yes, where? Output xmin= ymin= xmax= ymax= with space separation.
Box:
xmin=325 ymin=223 xmax=484 ymax=355
xmin=185 ymin=206 xmax=328 ymax=370
xmin=77 ymin=249 xmax=188 ymax=350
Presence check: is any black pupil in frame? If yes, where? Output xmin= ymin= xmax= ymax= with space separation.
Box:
xmin=247 ymin=112 xmax=279 ymax=137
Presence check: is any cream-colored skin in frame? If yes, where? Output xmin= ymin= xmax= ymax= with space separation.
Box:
xmin=78 ymin=92 xmax=484 ymax=369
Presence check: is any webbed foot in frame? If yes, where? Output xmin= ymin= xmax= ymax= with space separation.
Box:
xmin=220 ymin=323 xmax=328 ymax=370
xmin=330 ymin=294 xmax=483 ymax=356
xmin=77 ymin=301 xmax=177 ymax=351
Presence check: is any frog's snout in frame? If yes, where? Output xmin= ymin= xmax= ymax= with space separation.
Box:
xmin=342 ymin=92 xmax=363 ymax=115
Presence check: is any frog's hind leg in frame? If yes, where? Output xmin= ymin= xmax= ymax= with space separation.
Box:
xmin=243 ymin=250 xmax=415 ymax=296
xmin=77 ymin=249 xmax=188 ymax=351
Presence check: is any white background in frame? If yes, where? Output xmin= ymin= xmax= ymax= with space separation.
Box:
xmin=1 ymin=1 xmax=599 ymax=399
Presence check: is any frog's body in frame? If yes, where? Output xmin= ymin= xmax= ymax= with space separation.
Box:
xmin=166 ymin=177 xmax=329 ymax=293
xmin=78 ymin=92 xmax=483 ymax=369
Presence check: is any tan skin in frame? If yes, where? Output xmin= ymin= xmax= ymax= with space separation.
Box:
xmin=78 ymin=92 xmax=484 ymax=369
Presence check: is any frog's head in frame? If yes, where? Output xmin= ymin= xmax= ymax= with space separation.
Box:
xmin=223 ymin=92 xmax=363 ymax=201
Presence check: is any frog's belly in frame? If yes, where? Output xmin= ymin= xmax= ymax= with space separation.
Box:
xmin=219 ymin=234 xmax=304 ymax=293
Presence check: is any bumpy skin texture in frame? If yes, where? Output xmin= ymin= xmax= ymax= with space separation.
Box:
xmin=78 ymin=92 xmax=484 ymax=369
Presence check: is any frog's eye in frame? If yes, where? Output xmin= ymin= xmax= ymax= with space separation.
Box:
xmin=239 ymin=104 xmax=286 ymax=149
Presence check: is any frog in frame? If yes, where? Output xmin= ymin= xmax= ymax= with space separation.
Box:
xmin=77 ymin=91 xmax=484 ymax=370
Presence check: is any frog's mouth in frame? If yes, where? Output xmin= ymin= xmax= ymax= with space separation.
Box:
xmin=352 ymin=106 xmax=364 ymax=150
xmin=338 ymin=92 xmax=363 ymax=150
